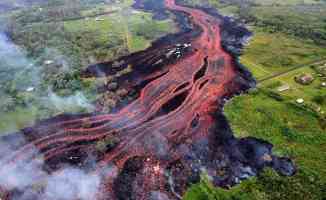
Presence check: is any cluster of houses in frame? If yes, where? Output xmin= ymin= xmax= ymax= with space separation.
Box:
xmin=275 ymin=63 xmax=326 ymax=106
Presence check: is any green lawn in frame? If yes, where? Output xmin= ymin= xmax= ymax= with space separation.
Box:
xmin=0 ymin=106 xmax=39 ymax=134
xmin=261 ymin=66 xmax=326 ymax=111
xmin=184 ymin=89 xmax=326 ymax=200
xmin=240 ymin=29 xmax=326 ymax=80
xmin=63 ymin=9 xmax=175 ymax=54
xmin=0 ymin=1 xmax=176 ymax=134
xmin=182 ymin=0 xmax=326 ymax=199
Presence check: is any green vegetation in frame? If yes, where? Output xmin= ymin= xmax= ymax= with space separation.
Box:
xmin=260 ymin=64 xmax=326 ymax=110
xmin=0 ymin=0 xmax=176 ymax=133
xmin=240 ymin=29 xmax=326 ymax=79
xmin=185 ymin=89 xmax=326 ymax=200
xmin=182 ymin=0 xmax=326 ymax=199
xmin=184 ymin=0 xmax=326 ymax=52
xmin=249 ymin=4 xmax=326 ymax=45
xmin=0 ymin=107 xmax=39 ymax=134
xmin=8 ymin=0 xmax=174 ymax=64
xmin=185 ymin=166 xmax=326 ymax=200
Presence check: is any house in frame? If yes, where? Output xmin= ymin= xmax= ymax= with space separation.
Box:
xmin=295 ymin=73 xmax=314 ymax=85
xmin=95 ymin=17 xmax=105 ymax=21
xmin=44 ymin=60 xmax=54 ymax=65
xmin=26 ymin=87 xmax=35 ymax=92
xmin=296 ymin=98 xmax=304 ymax=104
xmin=277 ymin=84 xmax=290 ymax=92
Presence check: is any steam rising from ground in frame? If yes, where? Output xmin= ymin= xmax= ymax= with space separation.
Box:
xmin=0 ymin=29 xmax=98 ymax=199
xmin=0 ymin=30 xmax=94 ymax=132
xmin=144 ymin=132 xmax=169 ymax=159
xmin=0 ymin=135 xmax=103 ymax=200
xmin=43 ymin=168 xmax=101 ymax=200
xmin=0 ymin=32 xmax=40 ymax=89
xmin=0 ymin=33 xmax=30 ymax=69
xmin=47 ymin=90 xmax=95 ymax=113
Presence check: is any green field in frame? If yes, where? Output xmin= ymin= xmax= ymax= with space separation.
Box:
xmin=184 ymin=88 xmax=326 ymax=200
xmin=0 ymin=0 xmax=176 ymax=133
xmin=63 ymin=11 xmax=174 ymax=53
xmin=240 ymin=29 xmax=326 ymax=80
xmin=260 ymin=65 xmax=326 ymax=110
xmin=183 ymin=0 xmax=326 ymax=199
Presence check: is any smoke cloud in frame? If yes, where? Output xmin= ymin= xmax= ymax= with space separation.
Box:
xmin=0 ymin=32 xmax=29 ymax=69
xmin=150 ymin=191 xmax=171 ymax=200
xmin=43 ymin=168 xmax=101 ymax=200
xmin=0 ymin=29 xmax=97 ymax=200
xmin=0 ymin=30 xmax=95 ymax=131
xmin=0 ymin=32 xmax=40 ymax=90
xmin=47 ymin=90 xmax=95 ymax=113
xmin=0 ymin=135 xmax=103 ymax=200
xmin=143 ymin=132 xmax=169 ymax=159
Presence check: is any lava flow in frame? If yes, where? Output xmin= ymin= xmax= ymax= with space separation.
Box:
xmin=0 ymin=0 xmax=296 ymax=200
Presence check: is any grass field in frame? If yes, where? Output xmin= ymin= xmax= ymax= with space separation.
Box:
xmin=0 ymin=107 xmax=38 ymax=134
xmin=0 ymin=0 xmax=176 ymax=134
xmin=183 ymin=0 xmax=326 ymax=199
xmin=63 ymin=11 xmax=174 ymax=53
xmin=184 ymin=89 xmax=326 ymax=200
xmin=260 ymin=65 xmax=326 ymax=110
xmin=240 ymin=29 xmax=326 ymax=80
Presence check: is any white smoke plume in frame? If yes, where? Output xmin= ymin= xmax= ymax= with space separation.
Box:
xmin=47 ymin=90 xmax=95 ymax=113
xmin=0 ymin=31 xmax=98 ymax=200
xmin=0 ymin=32 xmax=40 ymax=90
xmin=0 ymin=32 xmax=29 ymax=69
xmin=150 ymin=191 xmax=171 ymax=200
xmin=0 ymin=30 xmax=95 ymax=128
xmin=143 ymin=132 xmax=169 ymax=159
xmin=43 ymin=168 xmax=101 ymax=200
xmin=0 ymin=135 xmax=45 ymax=191
xmin=0 ymin=135 xmax=104 ymax=200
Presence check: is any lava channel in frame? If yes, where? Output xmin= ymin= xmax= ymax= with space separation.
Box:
xmin=0 ymin=0 xmax=295 ymax=200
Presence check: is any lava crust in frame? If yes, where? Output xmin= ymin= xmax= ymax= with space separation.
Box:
xmin=0 ymin=0 xmax=295 ymax=200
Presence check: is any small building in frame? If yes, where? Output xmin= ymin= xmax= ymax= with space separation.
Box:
xmin=95 ymin=17 xmax=104 ymax=21
xmin=295 ymin=73 xmax=314 ymax=85
xmin=44 ymin=60 xmax=54 ymax=65
xmin=26 ymin=87 xmax=35 ymax=92
xmin=296 ymin=98 xmax=304 ymax=104
xmin=322 ymin=82 xmax=326 ymax=87
xmin=132 ymin=10 xmax=141 ymax=14
xmin=277 ymin=84 xmax=290 ymax=92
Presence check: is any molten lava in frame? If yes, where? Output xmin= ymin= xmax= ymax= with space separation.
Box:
xmin=0 ymin=0 xmax=295 ymax=200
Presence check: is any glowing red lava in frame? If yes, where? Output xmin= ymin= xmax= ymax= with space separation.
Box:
xmin=0 ymin=0 xmax=295 ymax=200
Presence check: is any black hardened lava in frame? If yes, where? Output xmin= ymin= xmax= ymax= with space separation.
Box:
xmin=0 ymin=0 xmax=295 ymax=200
